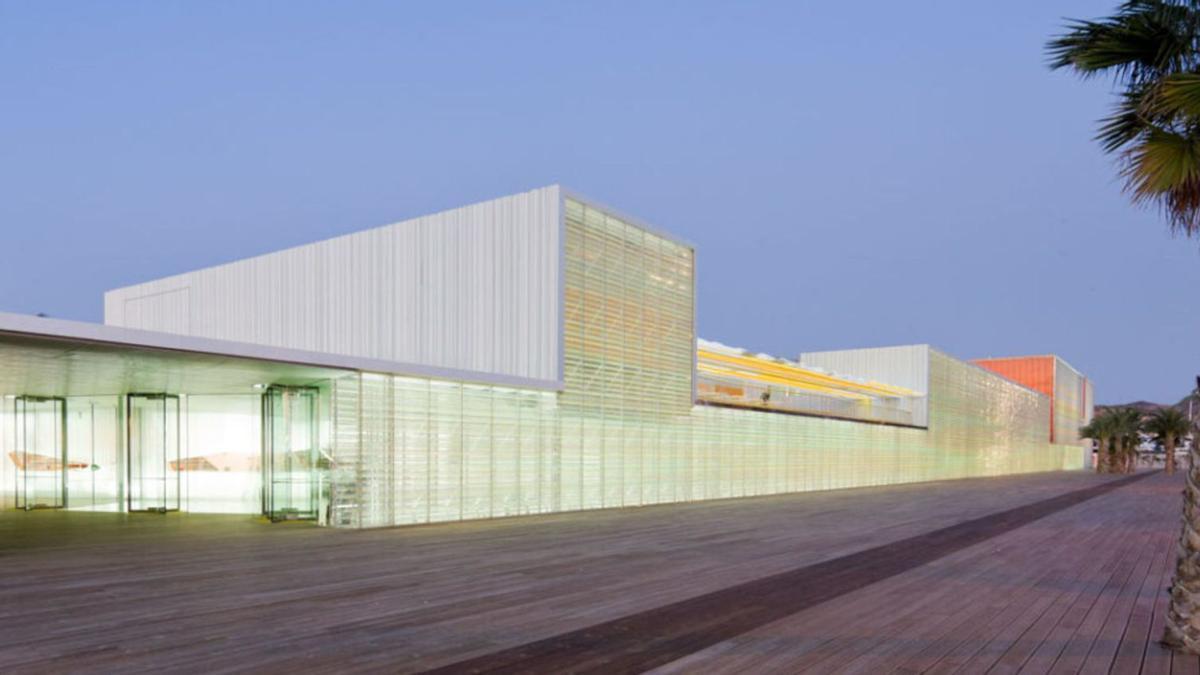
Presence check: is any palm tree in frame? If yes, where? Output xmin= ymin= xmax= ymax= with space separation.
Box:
xmin=1147 ymin=407 xmax=1193 ymax=474
xmin=1165 ymin=397 xmax=1200 ymax=650
xmin=1081 ymin=413 xmax=1118 ymax=472
xmin=1050 ymin=2 xmax=1200 ymax=653
xmin=1109 ymin=407 xmax=1144 ymax=473
xmin=1048 ymin=1 xmax=1200 ymax=234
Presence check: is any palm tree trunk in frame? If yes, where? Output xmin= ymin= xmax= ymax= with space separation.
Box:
xmin=1163 ymin=440 xmax=1200 ymax=651
xmin=1168 ymin=437 xmax=1177 ymax=475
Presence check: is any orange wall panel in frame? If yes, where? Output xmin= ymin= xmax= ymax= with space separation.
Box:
xmin=973 ymin=356 xmax=1054 ymax=396
xmin=973 ymin=356 xmax=1056 ymax=442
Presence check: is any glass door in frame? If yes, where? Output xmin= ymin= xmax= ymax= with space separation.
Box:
xmin=262 ymin=386 xmax=319 ymax=521
xmin=127 ymin=394 xmax=181 ymax=513
xmin=66 ymin=398 xmax=121 ymax=511
xmin=13 ymin=396 xmax=67 ymax=510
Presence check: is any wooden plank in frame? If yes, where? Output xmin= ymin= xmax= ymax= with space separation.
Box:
xmin=985 ymin=482 xmax=1168 ymax=674
xmin=1143 ymin=535 xmax=1180 ymax=674
xmin=422 ymin=474 xmax=1149 ymax=674
xmin=1075 ymin=529 xmax=1162 ymax=672
xmin=924 ymin=512 xmax=1153 ymax=673
xmin=0 ymin=470 xmax=1172 ymax=674
xmin=906 ymin=502 xmax=1133 ymax=673
xmin=656 ymin=471 xmax=1178 ymax=675
xmin=1106 ymin=525 xmax=1173 ymax=674
xmin=1172 ymin=650 xmax=1200 ymax=675
xmin=676 ymin=492 xmax=1095 ymax=674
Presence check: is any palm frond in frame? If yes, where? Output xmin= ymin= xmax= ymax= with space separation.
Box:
xmin=1123 ymin=126 xmax=1200 ymax=234
xmin=1098 ymin=88 xmax=1153 ymax=153
xmin=1152 ymin=71 xmax=1200 ymax=117
xmin=1047 ymin=1 xmax=1200 ymax=81
xmin=1051 ymin=1 xmax=1200 ymax=237
xmin=1146 ymin=406 xmax=1193 ymax=438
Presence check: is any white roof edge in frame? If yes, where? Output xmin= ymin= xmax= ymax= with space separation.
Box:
xmin=0 ymin=311 xmax=561 ymax=392
xmin=799 ymin=343 xmax=931 ymax=357
xmin=795 ymin=344 xmax=1048 ymax=398
xmin=1057 ymin=357 xmax=1085 ymax=379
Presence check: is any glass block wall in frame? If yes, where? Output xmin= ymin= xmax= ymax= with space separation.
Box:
xmin=324 ymin=198 xmax=1084 ymax=528
xmin=925 ymin=353 xmax=1066 ymax=475
xmin=1053 ymin=358 xmax=1092 ymax=447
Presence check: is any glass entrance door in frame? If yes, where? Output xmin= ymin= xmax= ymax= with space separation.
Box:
xmin=127 ymin=394 xmax=181 ymax=513
xmin=66 ymin=398 xmax=120 ymax=511
xmin=13 ymin=396 xmax=67 ymax=510
xmin=262 ymin=386 xmax=319 ymax=521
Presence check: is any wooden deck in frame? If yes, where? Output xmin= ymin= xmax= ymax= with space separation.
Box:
xmin=0 ymin=470 xmax=1183 ymax=673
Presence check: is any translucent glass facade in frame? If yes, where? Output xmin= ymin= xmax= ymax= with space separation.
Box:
xmin=1053 ymin=359 xmax=1093 ymax=447
xmin=323 ymin=198 xmax=1083 ymax=529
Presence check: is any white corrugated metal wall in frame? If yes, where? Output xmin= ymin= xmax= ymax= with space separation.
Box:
xmin=798 ymin=345 xmax=931 ymax=427
xmin=104 ymin=186 xmax=563 ymax=385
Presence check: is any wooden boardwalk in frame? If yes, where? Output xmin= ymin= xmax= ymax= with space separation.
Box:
xmin=0 ymin=470 xmax=1184 ymax=673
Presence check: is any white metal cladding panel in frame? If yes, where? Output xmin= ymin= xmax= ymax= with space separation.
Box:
xmin=104 ymin=186 xmax=562 ymax=383
xmin=120 ymin=288 xmax=191 ymax=335
xmin=798 ymin=345 xmax=930 ymax=427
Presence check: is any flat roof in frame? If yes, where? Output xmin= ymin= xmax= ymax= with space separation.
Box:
xmin=0 ymin=312 xmax=559 ymax=394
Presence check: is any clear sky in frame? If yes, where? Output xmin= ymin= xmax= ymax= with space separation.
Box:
xmin=1 ymin=1 xmax=1195 ymax=404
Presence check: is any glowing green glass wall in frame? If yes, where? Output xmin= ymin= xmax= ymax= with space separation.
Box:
xmin=328 ymin=376 xmax=559 ymax=528
xmin=1053 ymin=359 xmax=1092 ymax=447
xmin=325 ymin=198 xmax=1084 ymax=529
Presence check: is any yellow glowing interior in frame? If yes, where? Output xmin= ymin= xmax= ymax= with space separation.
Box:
xmin=697 ymin=349 xmax=917 ymax=399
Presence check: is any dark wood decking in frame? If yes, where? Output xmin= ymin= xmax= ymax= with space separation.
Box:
xmin=0 ymin=470 xmax=1183 ymax=673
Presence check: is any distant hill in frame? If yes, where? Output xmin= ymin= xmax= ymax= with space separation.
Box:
xmin=1096 ymin=394 xmax=1200 ymax=417
xmin=1096 ymin=401 xmax=1169 ymax=416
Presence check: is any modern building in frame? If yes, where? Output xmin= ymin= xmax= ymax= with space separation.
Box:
xmin=973 ymin=355 xmax=1093 ymax=445
xmin=0 ymin=186 xmax=1094 ymax=528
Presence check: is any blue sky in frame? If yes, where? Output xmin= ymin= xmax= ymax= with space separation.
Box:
xmin=1 ymin=1 xmax=1194 ymax=404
